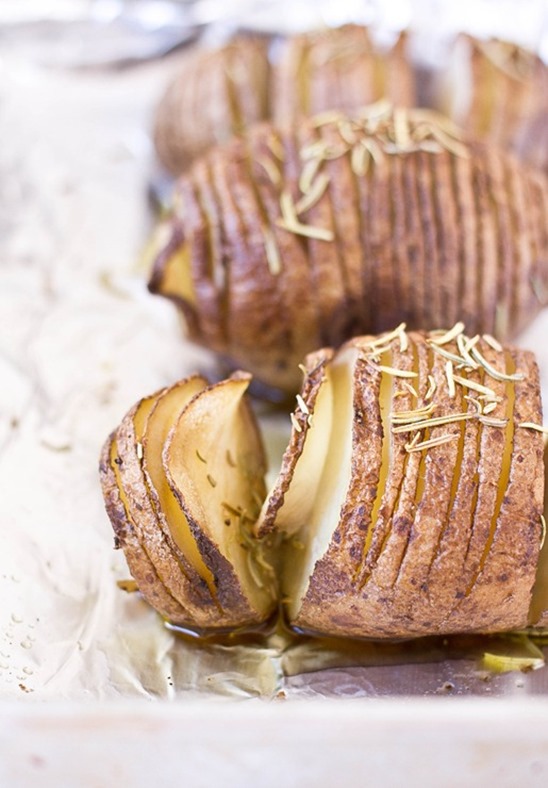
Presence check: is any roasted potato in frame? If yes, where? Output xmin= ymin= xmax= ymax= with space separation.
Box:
xmin=259 ymin=325 xmax=546 ymax=639
xmin=154 ymin=25 xmax=415 ymax=176
xmin=154 ymin=36 xmax=270 ymax=175
xmin=437 ymin=35 xmax=548 ymax=173
xmin=150 ymin=105 xmax=548 ymax=394
xmin=99 ymin=373 xmax=277 ymax=634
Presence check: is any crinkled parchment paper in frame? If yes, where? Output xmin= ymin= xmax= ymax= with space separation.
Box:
xmin=1 ymin=8 xmax=547 ymax=704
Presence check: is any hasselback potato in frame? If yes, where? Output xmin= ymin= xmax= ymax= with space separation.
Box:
xmin=259 ymin=326 xmax=546 ymax=639
xmin=154 ymin=25 xmax=414 ymax=175
xmin=150 ymin=105 xmax=548 ymax=394
xmin=99 ymin=373 xmax=277 ymax=633
xmin=154 ymin=36 xmax=270 ymax=175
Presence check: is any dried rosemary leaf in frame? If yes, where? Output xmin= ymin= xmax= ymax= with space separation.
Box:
xmin=518 ymin=422 xmax=548 ymax=435
xmin=470 ymin=346 xmax=525 ymax=382
xmin=405 ymin=433 xmax=459 ymax=453
xmin=429 ymin=322 xmax=465 ymax=345
xmin=262 ymin=226 xmax=282 ymax=275
xmin=256 ymin=155 xmax=281 ymax=186
xmin=295 ymin=173 xmax=330 ymax=215
xmin=392 ymin=412 xmax=478 ymax=434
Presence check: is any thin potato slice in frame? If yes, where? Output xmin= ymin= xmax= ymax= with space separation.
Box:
xmin=529 ymin=442 xmax=548 ymax=628
xmin=165 ymin=373 xmax=276 ymax=627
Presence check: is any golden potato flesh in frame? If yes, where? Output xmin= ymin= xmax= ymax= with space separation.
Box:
xmin=99 ymin=374 xmax=277 ymax=633
xmin=260 ymin=325 xmax=546 ymax=639
xmin=150 ymin=105 xmax=548 ymax=394
xmin=165 ymin=373 xmax=276 ymax=624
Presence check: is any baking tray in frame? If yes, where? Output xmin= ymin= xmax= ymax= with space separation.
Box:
xmin=1 ymin=1 xmax=547 ymax=785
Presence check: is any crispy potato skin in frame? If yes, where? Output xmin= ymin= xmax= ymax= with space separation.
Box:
xmin=273 ymin=331 xmax=545 ymax=639
xmin=150 ymin=113 xmax=548 ymax=394
xmin=99 ymin=434 xmax=191 ymax=623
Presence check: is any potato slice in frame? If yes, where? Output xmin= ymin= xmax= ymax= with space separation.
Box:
xmin=139 ymin=378 xmax=223 ymax=625
xmin=265 ymin=326 xmax=545 ymax=639
xmin=100 ymin=374 xmax=277 ymax=633
xmin=165 ymin=373 xmax=276 ymax=627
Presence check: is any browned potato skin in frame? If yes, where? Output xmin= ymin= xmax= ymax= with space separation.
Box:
xmin=150 ymin=113 xmax=548 ymax=395
xmin=269 ymin=332 xmax=545 ymax=639
xmin=99 ymin=435 xmax=190 ymax=623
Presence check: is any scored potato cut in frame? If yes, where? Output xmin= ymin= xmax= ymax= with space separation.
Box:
xmin=154 ymin=35 xmax=270 ymax=174
xmin=99 ymin=374 xmax=277 ymax=633
xmin=261 ymin=325 xmax=545 ymax=639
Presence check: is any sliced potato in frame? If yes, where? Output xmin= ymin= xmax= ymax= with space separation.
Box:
xmin=264 ymin=326 xmax=545 ymax=639
xmin=154 ymin=36 xmax=270 ymax=174
xmin=100 ymin=325 xmax=546 ymax=640
xmin=154 ymin=26 xmax=415 ymax=176
xmin=437 ymin=34 xmax=548 ymax=172
xmin=99 ymin=374 xmax=277 ymax=633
